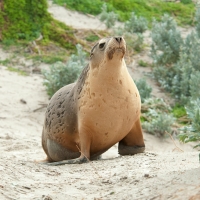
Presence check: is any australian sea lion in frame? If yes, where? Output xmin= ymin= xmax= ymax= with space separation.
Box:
xmin=41 ymin=36 xmax=145 ymax=165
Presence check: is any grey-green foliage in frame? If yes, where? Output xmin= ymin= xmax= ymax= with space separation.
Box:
xmin=171 ymin=54 xmax=193 ymax=103
xmin=151 ymin=11 xmax=200 ymax=104
xmin=151 ymin=9 xmax=200 ymax=145
xmin=99 ymin=3 xmax=118 ymax=29
xmin=153 ymin=64 xmax=177 ymax=92
xmin=182 ymin=31 xmax=200 ymax=71
xmin=178 ymin=99 xmax=200 ymax=148
xmin=190 ymin=71 xmax=200 ymax=100
xmin=195 ymin=7 xmax=200 ymax=38
xmin=142 ymin=98 xmax=174 ymax=137
xmin=151 ymin=14 xmax=183 ymax=66
xmin=143 ymin=98 xmax=172 ymax=113
xmin=180 ymin=0 xmax=192 ymax=3
xmin=172 ymin=32 xmax=200 ymax=103
xmin=42 ymin=44 xmax=87 ymax=97
xmin=133 ymin=33 xmax=144 ymax=52
xmin=124 ymin=12 xmax=148 ymax=33
xmin=135 ymin=79 xmax=152 ymax=103
xmin=114 ymin=31 xmax=144 ymax=52
xmin=143 ymin=112 xmax=175 ymax=137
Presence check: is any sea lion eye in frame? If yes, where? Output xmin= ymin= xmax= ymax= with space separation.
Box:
xmin=99 ymin=42 xmax=105 ymax=49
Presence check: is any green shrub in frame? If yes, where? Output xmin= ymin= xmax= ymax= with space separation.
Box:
xmin=171 ymin=54 xmax=193 ymax=103
xmin=180 ymin=0 xmax=192 ymax=4
xmin=1 ymin=0 xmax=51 ymax=40
xmin=124 ymin=12 xmax=148 ymax=34
xmin=171 ymin=32 xmax=200 ymax=103
xmin=121 ymin=32 xmax=144 ymax=52
xmin=172 ymin=104 xmax=186 ymax=118
xmin=135 ymin=79 xmax=152 ymax=103
xmin=43 ymin=20 xmax=77 ymax=50
xmin=42 ymin=44 xmax=87 ymax=97
xmin=53 ymin=0 xmax=195 ymax=26
xmin=141 ymin=98 xmax=174 ymax=137
xmin=178 ymin=99 xmax=200 ymax=149
xmin=0 ymin=0 xmax=77 ymax=51
xmin=99 ymin=4 xmax=118 ymax=29
xmin=138 ymin=60 xmax=149 ymax=67
xmin=151 ymin=14 xmax=183 ymax=66
xmin=142 ymin=98 xmax=172 ymax=113
xmin=190 ymin=71 xmax=200 ymax=100
xmin=85 ymin=35 xmax=99 ymax=42
xmin=195 ymin=7 xmax=200 ymax=38
xmin=151 ymin=11 xmax=200 ymax=104
xmin=182 ymin=31 xmax=200 ymax=71
xmin=132 ymin=33 xmax=144 ymax=52
xmin=143 ymin=112 xmax=175 ymax=137
xmin=53 ymin=0 xmax=104 ymax=15
xmin=150 ymin=7 xmax=200 ymax=145
xmin=153 ymin=64 xmax=177 ymax=93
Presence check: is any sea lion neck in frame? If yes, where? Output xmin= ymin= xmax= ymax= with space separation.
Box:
xmin=88 ymin=58 xmax=126 ymax=81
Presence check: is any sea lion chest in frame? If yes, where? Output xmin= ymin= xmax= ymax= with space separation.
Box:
xmin=77 ymin=62 xmax=141 ymax=150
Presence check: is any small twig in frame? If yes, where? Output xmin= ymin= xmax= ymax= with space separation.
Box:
xmin=76 ymin=145 xmax=102 ymax=178
xmin=35 ymin=34 xmax=43 ymax=41
xmin=33 ymin=105 xmax=47 ymax=112
xmin=165 ymin=131 xmax=184 ymax=152
xmin=91 ymin=30 xmax=102 ymax=38
xmin=32 ymin=41 xmax=41 ymax=55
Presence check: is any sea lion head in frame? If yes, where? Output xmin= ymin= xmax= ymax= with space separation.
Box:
xmin=90 ymin=36 xmax=126 ymax=68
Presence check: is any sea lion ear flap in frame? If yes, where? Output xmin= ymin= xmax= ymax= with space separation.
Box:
xmin=90 ymin=43 xmax=98 ymax=58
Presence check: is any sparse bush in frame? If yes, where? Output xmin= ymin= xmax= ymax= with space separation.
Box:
xmin=172 ymin=104 xmax=186 ymax=118
xmin=180 ymin=0 xmax=192 ymax=4
xmin=119 ymin=32 xmax=144 ymax=52
xmin=85 ymin=34 xmax=99 ymax=42
xmin=171 ymin=53 xmax=193 ymax=103
xmin=152 ymin=12 xmax=200 ymax=104
xmin=143 ymin=112 xmax=175 ymax=137
xmin=53 ymin=0 xmax=195 ymax=26
xmin=190 ymin=71 xmax=200 ymax=100
xmin=124 ymin=12 xmax=148 ymax=34
xmin=178 ymin=99 xmax=200 ymax=149
xmin=151 ymin=14 xmax=183 ymax=66
xmin=195 ymin=7 xmax=200 ymax=37
xmin=132 ymin=33 xmax=144 ymax=52
xmin=141 ymin=98 xmax=174 ymax=137
xmin=151 ymin=9 xmax=200 ymax=145
xmin=42 ymin=44 xmax=87 ymax=97
xmin=153 ymin=64 xmax=177 ymax=93
xmin=99 ymin=4 xmax=118 ymax=29
xmin=135 ymin=79 xmax=152 ymax=103
xmin=142 ymin=98 xmax=171 ymax=113
xmin=182 ymin=31 xmax=200 ymax=71
xmin=172 ymin=32 xmax=200 ymax=103
xmin=138 ymin=60 xmax=149 ymax=67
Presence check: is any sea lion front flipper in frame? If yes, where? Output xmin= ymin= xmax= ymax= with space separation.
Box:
xmin=46 ymin=128 xmax=92 ymax=165
xmin=118 ymin=118 xmax=145 ymax=155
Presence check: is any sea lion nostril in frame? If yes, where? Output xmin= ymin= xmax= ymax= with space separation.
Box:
xmin=115 ymin=37 xmax=122 ymax=43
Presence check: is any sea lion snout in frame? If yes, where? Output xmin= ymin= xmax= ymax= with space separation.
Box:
xmin=114 ymin=36 xmax=122 ymax=44
xmin=106 ymin=37 xmax=126 ymax=60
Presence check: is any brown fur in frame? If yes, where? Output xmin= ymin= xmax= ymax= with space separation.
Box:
xmin=41 ymin=36 xmax=145 ymax=165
